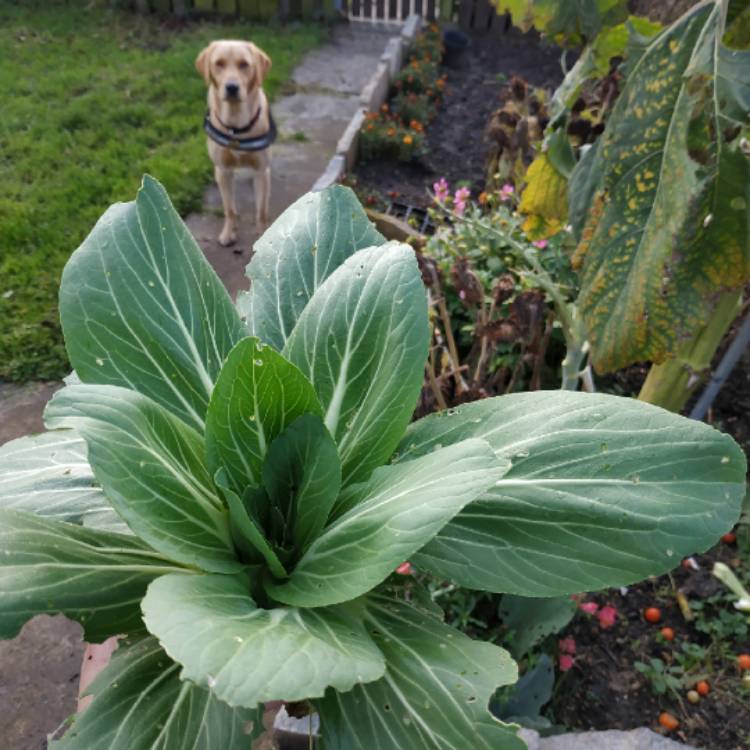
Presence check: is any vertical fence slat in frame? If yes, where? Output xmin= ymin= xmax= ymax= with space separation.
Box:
xmin=458 ymin=0 xmax=474 ymax=28
xmin=473 ymin=0 xmax=492 ymax=29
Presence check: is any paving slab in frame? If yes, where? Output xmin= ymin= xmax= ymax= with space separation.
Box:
xmin=521 ymin=728 xmax=697 ymax=750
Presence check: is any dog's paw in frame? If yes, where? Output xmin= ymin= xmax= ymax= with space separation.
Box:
xmin=218 ymin=229 xmax=237 ymax=247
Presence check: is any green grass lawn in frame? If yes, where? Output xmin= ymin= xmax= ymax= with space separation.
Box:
xmin=0 ymin=1 xmax=322 ymax=382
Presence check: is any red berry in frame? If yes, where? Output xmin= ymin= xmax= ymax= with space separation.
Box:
xmin=722 ymin=532 xmax=737 ymax=544
xmin=660 ymin=627 xmax=675 ymax=641
xmin=696 ymin=680 xmax=710 ymax=696
xmin=658 ymin=712 xmax=679 ymax=731
xmin=738 ymin=654 xmax=750 ymax=671
xmin=644 ymin=607 xmax=662 ymax=623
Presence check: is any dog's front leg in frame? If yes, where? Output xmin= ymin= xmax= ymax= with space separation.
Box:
xmin=254 ymin=165 xmax=271 ymax=229
xmin=215 ymin=166 xmax=238 ymax=246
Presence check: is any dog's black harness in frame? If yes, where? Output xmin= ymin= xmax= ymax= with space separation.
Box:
xmin=204 ymin=106 xmax=277 ymax=151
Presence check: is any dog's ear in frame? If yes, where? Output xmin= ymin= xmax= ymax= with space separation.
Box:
xmin=195 ymin=43 xmax=215 ymax=85
xmin=246 ymin=42 xmax=272 ymax=86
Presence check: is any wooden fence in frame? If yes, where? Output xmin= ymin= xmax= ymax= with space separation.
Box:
xmin=135 ymin=0 xmax=338 ymax=21
xmin=132 ymin=0 xmax=505 ymax=26
xmin=457 ymin=0 xmax=509 ymax=35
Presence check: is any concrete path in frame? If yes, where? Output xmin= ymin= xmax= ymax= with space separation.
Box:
xmin=0 ymin=23 xmax=390 ymax=750
xmin=185 ymin=22 xmax=390 ymax=300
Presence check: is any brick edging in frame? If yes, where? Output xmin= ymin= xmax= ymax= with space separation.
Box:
xmin=312 ymin=14 xmax=423 ymax=192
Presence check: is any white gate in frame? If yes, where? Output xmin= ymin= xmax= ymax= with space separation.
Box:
xmin=348 ymin=0 xmax=440 ymax=23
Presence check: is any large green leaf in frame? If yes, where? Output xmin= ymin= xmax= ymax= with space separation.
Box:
xmin=571 ymin=3 xmax=750 ymax=372
xmin=318 ymin=590 xmax=523 ymax=750
xmin=396 ymin=391 xmax=746 ymax=597
xmin=265 ymin=439 xmax=508 ymax=608
xmin=262 ymin=414 xmax=342 ymax=555
xmin=284 ymin=243 xmax=429 ymax=486
xmin=0 ymin=430 xmax=127 ymax=533
xmin=51 ymin=636 xmax=262 ymax=750
xmin=205 ymin=337 xmax=322 ymax=494
xmin=142 ymin=572 xmax=386 ymax=708
xmin=237 ymin=185 xmax=385 ymax=351
xmin=59 ymin=175 xmax=246 ymax=432
xmin=46 ymin=385 xmax=241 ymax=574
xmin=0 ymin=509 xmax=183 ymax=641
xmin=496 ymin=0 xmax=628 ymax=45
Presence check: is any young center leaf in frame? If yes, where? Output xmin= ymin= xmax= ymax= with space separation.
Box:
xmin=237 ymin=186 xmax=385 ymax=350
xmin=266 ymin=439 xmax=509 ymax=608
xmin=318 ymin=590 xmax=524 ymax=750
xmin=284 ymin=242 xmax=429 ymax=486
xmin=397 ymin=391 xmax=746 ymax=597
xmin=205 ymin=337 xmax=323 ymax=493
xmin=50 ymin=637 xmax=263 ymax=750
xmin=262 ymin=414 xmax=342 ymax=555
xmin=571 ymin=3 xmax=750 ymax=372
xmin=59 ymin=175 xmax=246 ymax=432
xmin=0 ymin=430 xmax=127 ymax=533
xmin=0 ymin=509 xmax=184 ymax=642
xmin=141 ymin=572 xmax=386 ymax=708
xmin=45 ymin=385 xmax=241 ymax=574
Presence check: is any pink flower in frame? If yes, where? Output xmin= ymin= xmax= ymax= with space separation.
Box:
xmin=499 ymin=183 xmax=515 ymax=201
xmin=559 ymin=637 xmax=576 ymax=655
xmin=395 ymin=562 xmax=413 ymax=575
xmin=597 ymin=605 xmax=618 ymax=629
xmin=433 ymin=178 xmax=449 ymax=204
xmin=579 ymin=601 xmax=599 ymax=615
xmin=559 ymin=654 xmax=575 ymax=672
xmin=454 ymin=186 xmax=471 ymax=216
xmin=532 ymin=239 xmax=549 ymax=249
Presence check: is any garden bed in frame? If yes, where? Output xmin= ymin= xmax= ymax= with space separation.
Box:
xmin=351 ymin=24 xmax=564 ymax=208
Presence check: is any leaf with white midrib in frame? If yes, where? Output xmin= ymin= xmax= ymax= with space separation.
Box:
xmin=59 ymin=175 xmax=246 ymax=432
xmin=0 ymin=509 xmax=184 ymax=641
xmin=0 ymin=430 xmax=127 ymax=533
xmin=237 ymin=186 xmax=385 ymax=351
xmin=142 ymin=572 xmax=386 ymax=708
xmin=45 ymin=384 xmax=241 ymax=574
xmin=266 ymin=439 xmax=509 ymax=609
xmin=205 ymin=337 xmax=324 ymax=495
xmin=318 ymin=590 xmax=523 ymax=750
xmin=395 ymin=390 xmax=746 ymax=597
xmin=283 ymin=242 xmax=429 ymax=487
xmin=51 ymin=636 xmax=262 ymax=750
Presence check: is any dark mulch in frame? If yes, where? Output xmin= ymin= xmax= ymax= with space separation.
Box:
xmin=353 ymin=25 xmax=565 ymax=207
xmin=553 ymin=541 xmax=750 ymax=750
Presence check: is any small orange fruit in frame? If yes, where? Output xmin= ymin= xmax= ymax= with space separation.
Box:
xmin=644 ymin=607 xmax=662 ymax=623
xmin=660 ymin=627 xmax=675 ymax=641
xmin=696 ymin=680 xmax=710 ymax=696
xmin=658 ymin=712 xmax=679 ymax=731
xmin=738 ymin=653 xmax=750 ymax=671
xmin=722 ymin=532 xmax=737 ymax=544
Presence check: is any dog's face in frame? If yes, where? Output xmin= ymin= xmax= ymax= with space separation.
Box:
xmin=195 ymin=40 xmax=271 ymax=102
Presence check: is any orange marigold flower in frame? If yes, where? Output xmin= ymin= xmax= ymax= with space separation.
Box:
xmin=403 ymin=135 xmax=413 ymax=145
xmin=478 ymin=191 xmax=488 ymax=205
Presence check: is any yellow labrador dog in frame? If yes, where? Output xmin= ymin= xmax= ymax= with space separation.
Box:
xmin=195 ymin=40 xmax=273 ymax=247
